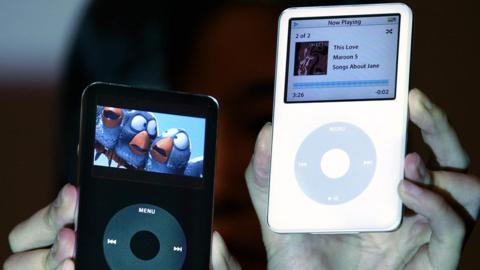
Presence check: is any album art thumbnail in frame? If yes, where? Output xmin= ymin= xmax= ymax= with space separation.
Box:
xmin=94 ymin=106 xmax=206 ymax=178
xmin=294 ymin=41 xmax=329 ymax=76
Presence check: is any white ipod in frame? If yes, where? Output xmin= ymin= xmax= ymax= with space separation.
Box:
xmin=268 ymin=3 xmax=412 ymax=233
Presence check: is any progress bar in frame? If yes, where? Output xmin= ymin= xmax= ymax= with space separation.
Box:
xmin=293 ymin=80 xmax=389 ymax=89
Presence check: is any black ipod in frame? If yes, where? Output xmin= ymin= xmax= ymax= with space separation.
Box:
xmin=75 ymin=82 xmax=218 ymax=269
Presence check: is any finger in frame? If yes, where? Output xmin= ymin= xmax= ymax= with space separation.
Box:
xmin=404 ymin=152 xmax=431 ymax=185
xmin=398 ymin=180 xmax=465 ymax=269
xmin=409 ymin=88 xmax=469 ymax=170
xmin=45 ymin=228 xmax=76 ymax=270
xmin=404 ymin=153 xmax=480 ymax=224
xmin=9 ymin=184 xmax=77 ymax=252
xmin=245 ymin=123 xmax=272 ymax=227
xmin=3 ymin=249 xmax=49 ymax=270
xmin=431 ymin=171 xmax=480 ymax=219
xmin=3 ymin=228 xmax=76 ymax=270
xmin=211 ymin=231 xmax=241 ymax=270
xmin=252 ymin=122 xmax=273 ymax=188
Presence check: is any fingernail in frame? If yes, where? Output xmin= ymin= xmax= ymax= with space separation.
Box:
xmin=252 ymin=123 xmax=272 ymax=188
xmin=421 ymin=94 xmax=433 ymax=110
xmin=401 ymin=180 xmax=423 ymax=197
xmin=254 ymin=122 xmax=272 ymax=154
xmin=257 ymin=123 xmax=272 ymax=141
xmin=212 ymin=231 xmax=224 ymax=245
xmin=417 ymin=163 xmax=428 ymax=181
xmin=405 ymin=157 xmax=418 ymax=177
xmin=53 ymin=184 xmax=69 ymax=208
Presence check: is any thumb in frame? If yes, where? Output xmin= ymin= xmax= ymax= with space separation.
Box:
xmin=245 ymin=123 xmax=272 ymax=228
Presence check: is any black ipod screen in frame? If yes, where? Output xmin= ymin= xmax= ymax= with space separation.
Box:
xmin=76 ymin=84 xmax=217 ymax=270
xmin=93 ymin=106 xmax=206 ymax=178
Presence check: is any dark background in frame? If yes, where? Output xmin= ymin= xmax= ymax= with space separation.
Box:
xmin=1 ymin=0 xmax=478 ymax=269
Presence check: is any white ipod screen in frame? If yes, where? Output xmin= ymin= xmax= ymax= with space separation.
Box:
xmin=285 ymin=14 xmax=400 ymax=102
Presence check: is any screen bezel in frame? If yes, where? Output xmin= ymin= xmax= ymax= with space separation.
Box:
xmin=284 ymin=13 xmax=401 ymax=103
xmin=79 ymin=82 xmax=218 ymax=190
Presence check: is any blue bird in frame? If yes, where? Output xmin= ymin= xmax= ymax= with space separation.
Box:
xmin=95 ymin=106 xmax=102 ymax=125
xmin=145 ymin=128 xmax=192 ymax=175
xmin=94 ymin=107 xmax=125 ymax=164
xmin=184 ymin=156 xmax=204 ymax=177
xmin=114 ymin=111 xmax=157 ymax=169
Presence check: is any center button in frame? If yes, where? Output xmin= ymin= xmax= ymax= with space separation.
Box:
xmin=130 ymin=230 xmax=160 ymax=261
xmin=320 ymin=148 xmax=350 ymax=179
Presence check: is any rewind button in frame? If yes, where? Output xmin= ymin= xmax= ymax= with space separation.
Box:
xmin=107 ymin=239 xmax=117 ymax=245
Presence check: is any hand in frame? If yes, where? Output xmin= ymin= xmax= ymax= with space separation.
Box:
xmin=245 ymin=88 xmax=480 ymax=270
xmin=4 ymin=187 xmax=240 ymax=270
xmin=4 ymin=184 xmax=77 ymax=270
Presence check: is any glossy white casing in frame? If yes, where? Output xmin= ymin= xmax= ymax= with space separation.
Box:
xmin=268 ymin=3 xmax=413 ymax=233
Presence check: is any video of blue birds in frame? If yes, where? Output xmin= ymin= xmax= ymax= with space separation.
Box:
xmin=94 ymin=106 xmax=205 ymax=178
